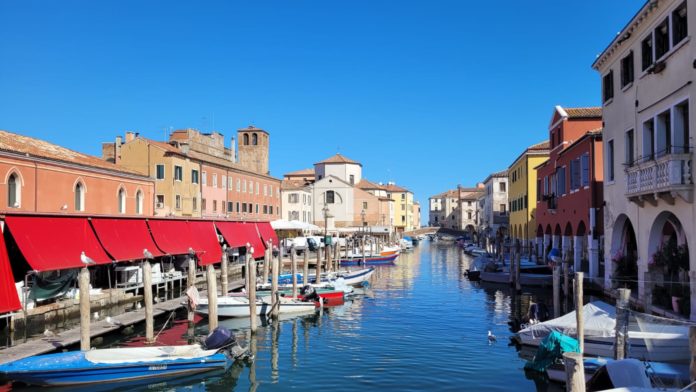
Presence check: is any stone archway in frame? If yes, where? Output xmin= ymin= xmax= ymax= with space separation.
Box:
xmin=610 ymin=214 xmax=638 ymax=292
xmin=647 ymin=212 xmax=690 ymax=317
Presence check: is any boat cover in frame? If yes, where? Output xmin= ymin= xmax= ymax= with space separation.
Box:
xmin=524 ymin=331 xmax=580 ymax=372
xmin=518 ymin=301 xmax=617 ymax=341
xmin=84 ymin=345 xmax=217 ymax=364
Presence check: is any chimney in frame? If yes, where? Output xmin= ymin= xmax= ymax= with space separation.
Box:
xmin=115 ymin=136 xmax=122 ymax=164
xmin=125 ymin=131 xmax=136 ymax=143
xmin=230 ymin=136 xmax=236 ymax=163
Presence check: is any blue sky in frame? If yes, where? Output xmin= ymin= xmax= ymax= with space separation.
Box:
xmin=0 ymin=1 xmax=641 ymax=216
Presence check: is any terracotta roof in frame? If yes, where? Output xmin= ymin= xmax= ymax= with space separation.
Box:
xmin=0 ymin=130 xmax=146 ymax=177
xmin=564 ymin=107 xmax=602 ymax=119
xmin=281 ymin=179 xmax=311 ymax=191
xmin=285 ymin=168 xmax=315 ymax=176
xmin=315 ymin=153 xmax=361 ymax=166
xmin=357 ymin=178 xmax=386 ymax=190
xmin=528 ymin=140 xmax=551 ymax=151
xmin=141 ymin=137 xmax=184 ymax=154
xmin=378 ymin=196 xmax=394 ymax=202
xmin=238 ymin=125 xmax=268 ymax=134
xmin=384 ymin=183 xmax=409 ymax=192
xmin=431 ymin=189 xmax=458 ymax=199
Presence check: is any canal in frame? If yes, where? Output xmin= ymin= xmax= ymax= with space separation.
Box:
xmin=7 ymin=240 xmax=560 ymax=391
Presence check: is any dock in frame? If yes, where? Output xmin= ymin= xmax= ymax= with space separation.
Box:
xmin=0 ymin=278 xmax=245 ymax=365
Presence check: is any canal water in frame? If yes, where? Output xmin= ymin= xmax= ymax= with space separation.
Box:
xmin=6 ymin=240 xmax=561 ymax=391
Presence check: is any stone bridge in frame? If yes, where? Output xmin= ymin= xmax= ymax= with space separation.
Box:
xmin=403 ymin=226 xmax=471 ymax=237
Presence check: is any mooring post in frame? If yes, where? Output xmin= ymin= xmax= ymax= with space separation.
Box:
xmin=291 ymin=247 xmax=298 ymax=298
xmin=220 ymin=246 xmax=229 ymax=296
xmin=553 ymin=265 xmax=561 ymax=318
xmin=248 ymin=253 xmax=257 ymax=333
xmin=326 ymin=243 xmax=332 ymax=274
xmin=334 ymin=241 xmax=340 ymax=271
xmin=614 ymin=288 xmax=631 ymax=360
xmin=263 ymin=241 xmax=270 ymax=284
xmin=509 ymin=242 xmax=516 ymax=285
xmin=563 ymin=352 xmax=586 ymax=392
xmin=206 ymin=264 xmax=218 ymax=331
xmin=575 ymin=272 xmax=584 ymax=353
xmin=515 ymin=240 xmax=522 ymax=293
xmin=303 ymin=248 xmax=309 ymax=286
xmin=361 ymin=237 xmax=367 ymax=264
xmin=271 ymin=247 xmax=280 ymax=319
xmin=143 ymin=260 xmax=154 ymax=343
xmin=689 ymin=326 xmax=696 ymax=392
xmin=563 ymin=249 xmax=570 ymax=298
xmin=316 ymin=246 xmax=322 ymax=280
xmin=79 ymin=267 xmax=91 ymax=351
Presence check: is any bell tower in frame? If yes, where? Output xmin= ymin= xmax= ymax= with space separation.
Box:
xmin=237 ymin=125 xmax=269 ymax=175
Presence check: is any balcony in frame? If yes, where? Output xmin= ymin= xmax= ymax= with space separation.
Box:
xmin=625 ymin=152 xmax=693 ymax=205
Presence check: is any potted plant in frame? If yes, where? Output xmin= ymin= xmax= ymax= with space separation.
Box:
xmin=660 ymin=238 xmax=690 ymax=313
xmin=612 ymin=250 xmax=637 ymax=291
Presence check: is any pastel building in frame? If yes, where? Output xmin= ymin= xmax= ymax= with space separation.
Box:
xmin=508 ymin=141 xmax=550 ymax=253
xmin=0 ymin=130 xmax=154 ymax=216
xmin=535 ymin=106 xmax=603 ymax=278
xmin=592 ymin=0 xmax=695 ymax=318
xmin=478 ymin=170 xmax=509 ymax=241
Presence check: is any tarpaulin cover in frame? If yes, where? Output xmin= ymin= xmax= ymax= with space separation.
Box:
xmin=146 ymin=219 xmax=195 ymax=255
xmin=29 ymin=269 xmax=77 ymax=301
xmin=524 ymin=331 xmax=580 ymax=372
xmin=188 ymin=221 xmax=222 ymax=266
xmin=255 ymin=222 xmax=279 ymax=248
xmin=0 ymin=229 xmax=20 ymax=313
xmin=215 ymin=222 xmax=264 ymax=258
xmin=5 ymin=216 xmax=112 ymax=271
xmin=91 ymin=218 xmax=163 ymax=261
xmin=517 ymin=301 xmax=617 ymax=343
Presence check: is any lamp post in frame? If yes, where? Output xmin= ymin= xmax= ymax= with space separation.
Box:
xmin=322 ymin=203 xmax=331 ymax=262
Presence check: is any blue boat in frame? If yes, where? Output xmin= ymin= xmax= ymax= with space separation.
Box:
xmin=339 ymin=253 xmax=398 ymax=266
xmin=0 ymin=327 xmax=250 ymax=387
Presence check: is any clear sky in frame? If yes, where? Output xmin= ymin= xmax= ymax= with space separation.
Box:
xmin=0 ymin=1 xmax=642 ymax=220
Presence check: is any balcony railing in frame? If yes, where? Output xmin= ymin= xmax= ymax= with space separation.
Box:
xmin=625 ymin=152 xmax=693 ymax=202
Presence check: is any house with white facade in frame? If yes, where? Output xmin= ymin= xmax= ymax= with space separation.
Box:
xmin=592 ymin=0 xmax=694 ymax=319
xmin=479 ymin=170 xmax=509 ymax=241
xmin=281 ymin=179 xmax=313 ymax=223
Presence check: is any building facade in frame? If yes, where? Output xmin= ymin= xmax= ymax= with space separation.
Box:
xmin=508 ymin=141 xmax=550 ymax=253
xmin=0 ymin=130 xmax=154 ymax=216
xmin=458 ymin=185 xmax=485 ymax=235
xmin=535 ymin=106 xmax=604 ymax=278
xmin=592 ymin=0 xmax=695 ymax=319
xmin=281 ymin=180 xmax=313 ymax=222
xmin=479 ymin=170 xmax=509 ymax=242
xmin=385 ymin=183 xmax=415 ymax=232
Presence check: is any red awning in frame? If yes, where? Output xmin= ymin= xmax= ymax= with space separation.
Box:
xmin=188 ymin=221 xmax=222 ymax=266
xmin=5 ymin=216 xmax=112 ymax=271
xmin=255 ymin=222 xmax=279 ymax=248
xmin=215 ymin=222 xmax=264 ymax=258
xmin=91 ymin=218 xmax=164 ymax=261
xmin=0 ymin=229 xmax=20 ymax=313
xmin=146 ymin=219 xmax=195 ymax=255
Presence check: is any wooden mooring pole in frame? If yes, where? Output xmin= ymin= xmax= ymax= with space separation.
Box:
xmin=220 ymin=247 xmax=229 ymax=295
xmin=316 ymin=247 xmax=322 ymax=281
xmin=291 ymin=247 xmax=298 ymax=298
xmin=248 ymin=253 xmax=257 ymax=333
xmin=563 ymin=249 xmax=570 ymax=299
xmin=263 ymin=241 xmax=270 ymax=284
xmin=206 ymin=264 xmax=218 ymax=331
xmin=574 ymin=272 xmax=584 ymax=353
xmin=553 ymin=265 xmax=561 ymax=318
xmin=334 ymin=241 xmax=340 ymax=271
xmin=303 ymin=248 xmax=309 ymax=286
xmin=271 ymin=247 xmax=280 ymax=319
xmin=143 ymin=260 xmax=154 ymax=343
xmin=563 ymin=352 xmax=586 ymax=392
xmin=614 ymin=288 xmax=631 ymax=360
xmin=79 ymin=267 xmax=91 ymax=351
xmin=689 ymin=326 xmax=696 ymax=391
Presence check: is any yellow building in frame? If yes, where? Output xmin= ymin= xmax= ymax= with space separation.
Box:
xmin=385 ymin=183 xmax=415 ymax=232
xmin=508 ymin=141 xmax=549 ymax=247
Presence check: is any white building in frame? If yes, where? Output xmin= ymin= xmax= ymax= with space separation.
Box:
xmin=281 ymin=179 xmax=313 ymax=223
xmin=592 ymin=0 xmax=694 ymax=319
xmin=479 ymin=170 xmax=509 ymax=241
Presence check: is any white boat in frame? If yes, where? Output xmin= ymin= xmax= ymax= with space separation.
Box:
xmin=515 ymin=301 xmax=690 ymax=363
xmin=197 ymin=296 xmax=315 ymax=318
xmin=264 ymin=267 xmax=375 ymax=289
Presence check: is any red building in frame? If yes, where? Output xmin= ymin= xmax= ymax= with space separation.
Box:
xmin=535 ymin=107 xmax=603 ymax=279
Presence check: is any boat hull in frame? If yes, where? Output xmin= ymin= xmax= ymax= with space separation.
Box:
xmin=197 ymin=296 xmax=316 ymax=318
xmin=479 ymin=271 xmax=552 ymax=287
xmin=339 ymin=254 xmax=398 ymax=266
xmin=0 ymin=348 xmax=230 ymax=386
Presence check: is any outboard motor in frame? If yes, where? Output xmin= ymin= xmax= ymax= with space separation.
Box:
xmin=204 ymin=327 xmax=237 ymax=350
xmin=300 ymin=285 xmax=320 ymax=302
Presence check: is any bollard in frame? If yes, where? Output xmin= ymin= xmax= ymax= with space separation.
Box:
xmin=206 ymin=264 xmax=218 ymax=331
xmin=271 ymin=249 xmax=280 ymax=319
xmin=220 ymin=248 xmax=229 ymax=295
xmin=614 ymin=288 xmax=631 ymax=360
xmin=79 ymin=267 xmax=91 ymax=351
xmin=248 ymin=253 xmax=257 ymax=333
xmin=143 ymin=261 xmax=154 ymax=343
xmin=563 ymin=352 xmax=586 ymax=392
xmin=303 ymin=248 xmax=309 ymax=286
xmin=291 ymin=247 xmax=298 ymax=298
xmin=553 ymin=265 xmax=561 ymax=318
xmin=575 ymin=272 xmax=584 ymax=353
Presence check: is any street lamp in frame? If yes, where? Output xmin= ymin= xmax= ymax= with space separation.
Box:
xmin=322 ymin=202 xmax=330 ymax=239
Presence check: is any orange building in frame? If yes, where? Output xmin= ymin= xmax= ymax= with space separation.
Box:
xmin=0 ymin=130 xmax=154 ymax=215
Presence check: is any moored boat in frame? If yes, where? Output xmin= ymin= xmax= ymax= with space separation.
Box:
xmin=338 ymin=254 xmax=398 ymax=266
xmin=197 ymin=296 xmax=316 ymax=318
xmin=0 ymin=327 xmax=249 ymax=387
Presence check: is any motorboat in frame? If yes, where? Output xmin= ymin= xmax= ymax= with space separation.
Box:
xmin=196 ymin=296 xmax=316 ymax=318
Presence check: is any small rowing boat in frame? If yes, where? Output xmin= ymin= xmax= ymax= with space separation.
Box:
xmin=338 ymin=254 xmax=398 ymax=266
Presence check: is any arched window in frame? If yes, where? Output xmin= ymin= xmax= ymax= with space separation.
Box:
xmin=252 ymin=133 xmax=258 ymax=145
xmin=75 ymin=182 xmax=85 ymax=211
xmin=118 ymin=188 xmax=126 ymax=214
xmin=7 ymin=173 xmax=19 ymax=208
xmin=136 ymin=190 xmax=143 ymax=215
xmin=243 ymin=133 xmax=249 ymax=145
